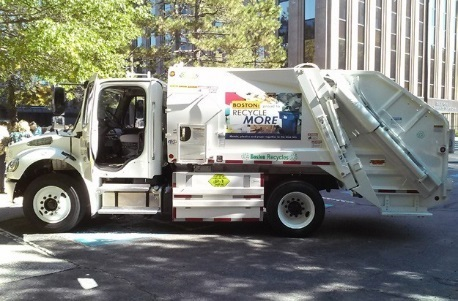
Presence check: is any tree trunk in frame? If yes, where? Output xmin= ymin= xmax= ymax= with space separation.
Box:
xmin=6 ymin=77 xmax=17 ymax=122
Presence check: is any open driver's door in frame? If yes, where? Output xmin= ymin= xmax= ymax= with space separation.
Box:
xmin=79 ymin=74 xmax=100 ymax=185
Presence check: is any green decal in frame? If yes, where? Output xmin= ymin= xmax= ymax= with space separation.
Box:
xmin=208 ymin=174 xmax=230 ymax=187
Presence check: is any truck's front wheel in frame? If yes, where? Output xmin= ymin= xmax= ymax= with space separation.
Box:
xmin=23 ymin=173 xmax=84 ymax=233
xmin=266 ymin=181 xmax=325 ymax=237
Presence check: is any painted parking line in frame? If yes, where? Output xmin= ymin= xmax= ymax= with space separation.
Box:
xmin=323 ymin=197 xmax=355 ymax=204
xmin=62 ymin=233 xmax=164 ymax=247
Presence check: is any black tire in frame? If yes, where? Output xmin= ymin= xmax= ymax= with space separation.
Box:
xmin=266 ymin=181 xmax=325 ymax=237
xmin=23 ymin=173 xmax=85 ymax=233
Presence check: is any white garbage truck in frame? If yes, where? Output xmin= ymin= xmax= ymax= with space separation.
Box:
xmin=5 ymin=64 xmax=452 ymax=237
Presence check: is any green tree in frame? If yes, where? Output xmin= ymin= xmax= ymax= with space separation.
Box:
xmin=0 ymin=0 xmax=151 ymax=117
xmin=136 ymin=0 xmax=286 ymax=79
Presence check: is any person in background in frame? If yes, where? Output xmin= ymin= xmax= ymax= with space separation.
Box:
xmin=10 ymin=119 xmax=33 ymax=144
xmin=29 ymin=121 xmax=42 ymax=136
xmin=0 ymin=121 xmax=10 ymax=193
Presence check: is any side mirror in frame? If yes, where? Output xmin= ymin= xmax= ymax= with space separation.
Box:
xmin=52 ymin=86 xmax=66 ymax=116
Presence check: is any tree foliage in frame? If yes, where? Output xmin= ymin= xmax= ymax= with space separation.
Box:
xmin=135 ymin=0 xmax=286 ymax=79
xmin=0 ymin=0 xmax=286 ymax=117
xmin=0 ymin=0 xmax=151 ymax=115
xmin=1 ymin=0 xmax=151 ymax=82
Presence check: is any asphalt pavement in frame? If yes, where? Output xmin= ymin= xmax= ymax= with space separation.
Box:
xmin=449 ymin=150 xmax=458 ymax=163
xmin=0 ymin=195 xmax=145 ymax=300
xmin=1 ymin=150 xmax=457 ymax=300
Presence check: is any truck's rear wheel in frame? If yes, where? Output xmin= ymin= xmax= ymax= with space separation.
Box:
xmin=266 ymin=181 xmax=324 ymax=237
xmin=23 ymin=173 xmax=84 ymax=233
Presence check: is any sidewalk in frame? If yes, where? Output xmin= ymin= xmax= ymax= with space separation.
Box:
xmin=0 ymin=194 xmax=22 ymax=221
xmin=0 ymin=194 xmax=75 ymax=286
xmin=449 ymin=137 xmax=458 ymax=162
xmin=450 ymin=137 xmax=458 ymax=163
xmin=449 ymin=152 xmax=458 ymax=163
xmin=0 ymin=228 xmax=75 ymax=285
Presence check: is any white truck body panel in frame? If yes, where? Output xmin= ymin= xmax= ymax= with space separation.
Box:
xmin=173 ymin=172 xmax=263 ymax=221
xmin=166 ymin=65 xmax=450 ymax=215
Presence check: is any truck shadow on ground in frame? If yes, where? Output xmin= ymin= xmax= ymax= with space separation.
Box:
xmin=1 ymin=204 xmax=455 ymax=301
xmin=0 ymin=206 xmax=428 ymax=243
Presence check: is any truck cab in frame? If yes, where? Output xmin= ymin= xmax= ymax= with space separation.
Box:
xmin=6 ymin=74 xmax=166 ymax=232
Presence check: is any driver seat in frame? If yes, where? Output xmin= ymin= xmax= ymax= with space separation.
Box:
xmin=119 ymin=134 xmax=139 ymax=158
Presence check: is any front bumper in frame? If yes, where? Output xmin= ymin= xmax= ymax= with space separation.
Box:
xmin=5 ymin=179 xmax=17 ymax=204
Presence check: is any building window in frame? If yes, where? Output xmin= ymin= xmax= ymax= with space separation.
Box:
xmin=304 ymin=0 xmax=315 ymax=63
xmin=374 ymin=0 xmax=382 ymax=71
xmin=453 ymin=58 xmax=456 ymax=98
xmin=441 ymin=3 xmax=447 ymax=98
xmin=357 ymin=0 xmax=365 ymax=70
xmin=390 ymin=0 xmax=397 ymax=79
xmin=418 ymin=0 xmax=424 ymax=97
xmin=136 ymin=37 xmax=143 ymax=48
xmin=429 ymin=1 xmax=436 ymax=98
xmin=453 ymin=4 xmax=458 ymax=99
xmin=404 ymin=0 xmax=411 ymax=90
xmin=279 ymin=0 xmax=289 ymax=53
xmin=338 ymin=0 xmax=347 ymax=69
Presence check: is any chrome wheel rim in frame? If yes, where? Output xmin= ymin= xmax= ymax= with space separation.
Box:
xmin=33 ymin=186 xmax=72 ymax=223
xmin=277 ymin=192 xmax=315 ymax=229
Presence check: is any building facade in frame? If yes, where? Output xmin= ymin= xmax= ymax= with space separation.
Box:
xmin=280 ymin=0 xmax=458 ymax=130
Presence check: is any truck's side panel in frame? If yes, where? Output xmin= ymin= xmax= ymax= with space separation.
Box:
xmin=172 ymin=172 xmax=264 ymax=221
xmin=166 ymin=67 xmax=341 ymax=173
xmin=325 ymin=70 xmax=449 ymax=214
xmin=166 ymin=65 xmax=451 ymax=216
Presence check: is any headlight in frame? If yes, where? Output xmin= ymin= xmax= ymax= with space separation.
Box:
xmin=7 ymin=159 xmax=19 ymax=172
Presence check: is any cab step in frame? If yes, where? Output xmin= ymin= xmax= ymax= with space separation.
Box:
xmin=97 ymin=207 xmax=160 ymax=215
xmin=97 ymin=183 xmax=151 ymax=192
xmin=97 ymin=183 xmax=161 ymax=215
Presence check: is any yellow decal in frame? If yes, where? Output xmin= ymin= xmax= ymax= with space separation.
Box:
xmin=231 ymin=101 xmax=261 ymax=109
xmin=208 ymin=174 xmax=230 ymax=187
